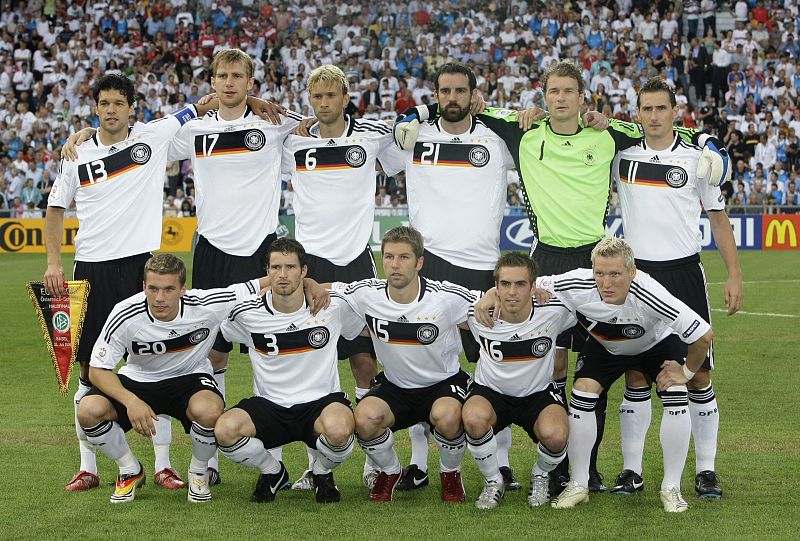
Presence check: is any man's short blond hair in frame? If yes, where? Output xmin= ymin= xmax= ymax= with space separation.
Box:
xmin=144 ymin=253 xmax=186 ymax=285
xmin=211 ymin=48 xmax=254 ymax=79
xmin=307 ymin=64 xmax=348 ymax=95
xmin=590 ymin=237 xmax=635 ymax=271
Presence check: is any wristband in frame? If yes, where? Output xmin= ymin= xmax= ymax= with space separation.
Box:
xmin=682 ymin=364 xmax=696 ymax=381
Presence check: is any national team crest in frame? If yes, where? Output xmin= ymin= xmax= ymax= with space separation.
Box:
xmin=308 ymin=327 xmax=330 ymax=348
xmin=189 ymin=329 xmax=210 ymax=344
xmin=244 ymin=130 xmax=266 ymax=151
xmin=416 ymin=324 xmax=439 ymax=345
xmin=129 ymin=143 xmax=151 ymax=164
xmin=621 ymin=325 xmax=645 ymax=338
xmin=467 ymin=145 xmax=489 ymax=167
xmin=530 ymin=337 xmax=553 ymax=358
xmin=344 ymin=146 xmax=367 ymax=167
xmin=583 ymin=148 xmax=597 ymax=166
xmin=665 ymin=167 xmax=688 ymax=188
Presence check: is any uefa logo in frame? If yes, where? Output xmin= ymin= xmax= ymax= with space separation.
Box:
xmin=189 ymin=328 xmax=210 ymax=344
xmin=244 ymin=130 xmax=266 ymax=151
xmin=308 ymin=327 xmax=330 ymax=348
xmin=416 ymin=324 xmax=439 ymax=345
xmin=345 ymin=146 xmax=367 ymax=167
xmin=130 ymin=143 xmax=151 ymax=164
xmin=531 ymin=337 xmax=553 ymax=357
xmin=467 ymin=145 xmax=489 ymax=167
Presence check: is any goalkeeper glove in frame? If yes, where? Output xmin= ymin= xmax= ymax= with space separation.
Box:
xmin=393 ymin=105 xmax=430 ymax=150
xmin=696 ymin=134 xmax=731 ymax=187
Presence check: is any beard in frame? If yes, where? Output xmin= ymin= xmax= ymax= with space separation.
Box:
xmin=440 ymin=103 xmax=470 ymax=122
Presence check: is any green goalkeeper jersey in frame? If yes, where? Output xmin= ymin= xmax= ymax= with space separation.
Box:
xmin=479 ymin=109 xmax=700 ymax=248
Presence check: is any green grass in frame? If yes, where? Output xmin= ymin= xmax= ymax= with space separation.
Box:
xmin=1 ymin=251 xmax=798 ymax=539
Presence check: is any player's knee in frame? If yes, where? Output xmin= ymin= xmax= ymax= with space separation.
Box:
xmin=461 ymin=406 xmax=491 ymax=438
xmin=76 ymin=395 xmax=111 ymax=428
xmin=687 ymin=368 xmax=710 ymax=389
xmin=323 ymin=421 xmax=354 ymax=447
xmin=538 ymin=422 xmax=568 ymax=453
xmin=213 ymin=413 xmax=241 ymax=446
xmin=188 ymin=395 xmax=224 ymax=428
xmin=624 ymin=370 xmax=649 ymax=387
xmin=431 ymin=406 xmax=463 ymax=438
xmin=353 ymin=405 xmax=382 ymax=436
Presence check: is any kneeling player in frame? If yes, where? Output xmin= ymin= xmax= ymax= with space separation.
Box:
xmin=337 ymin=227 xmax=476 ymax=503
xmin=77 ymin=254 xmax=266 ymax=503
xmin=532 ymin=238 xmax=713 ymax=513
xmin=214 ymin=239 xmax=366 ymax=504
xmin=462 ymin=253 xmax=574 ymax=509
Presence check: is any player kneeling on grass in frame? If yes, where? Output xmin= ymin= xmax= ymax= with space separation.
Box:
xmin=461 ymin=253 xmax=574 ymax=510
xmin=214 ymin=239 xmax=365 ymax=504
xmin=77 ymin=254 xmax=270 ymax=503
xmin=477 ymin=238 xmax=712 ymax=513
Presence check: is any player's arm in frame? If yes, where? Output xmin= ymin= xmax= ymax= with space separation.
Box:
xmin=88 ymin=367 xmax=158 ymax=436
xmin=43 ymin=206 xmax=66 ymax=296
xmin=656 ymin=328 xmax=713 ymax=392
xmin=707 ymin=210 xmax=743 ymax=315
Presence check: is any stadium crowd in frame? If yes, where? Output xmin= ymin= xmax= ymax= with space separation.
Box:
xmin=1 ymin=0 xmax=800 ymax=219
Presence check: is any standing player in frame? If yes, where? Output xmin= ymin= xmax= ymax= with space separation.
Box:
xmin=410 ymin=60 xmax=730 ymax=494
xmin=610 ymin=78 xmax=742 ymax=499
xmin=280 ymin=65 xmax=395 ymax=489
xmin=44 ymin=74 xmax=211 ymax=492
xmin=214 ymin=239 xmax=365 ymax=504
xmin=167 ymin=49 xmax=303 ymax=483
xmin=380 ymin=62 xmax=522 ymax=492
xmin=462 ymin=253 xmax=574 ymax=510
xmin=337 ymin=227 xmax=476 ymax=503
xmin=526 ymin=237 xmax=714 ymax=512
xmin=76 ymin=253 xmax=266 ymax=503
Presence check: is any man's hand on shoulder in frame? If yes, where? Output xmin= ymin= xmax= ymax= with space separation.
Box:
xmin=61 ymin=128 xmax=96 ymax=161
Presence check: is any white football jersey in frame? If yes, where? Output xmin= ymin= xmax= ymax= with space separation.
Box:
xmin=169 ymin=107 xmax=303 ymax=256
xmin=536 ymin=269 xmax=711 ymax=356
xmin=468 ymin=297 xmax=576 ymax=397
xmin=49 ymin=111 xmax=195 ymax=262
xmin=380 ymin=116 xmax=515 ymax=270
xmin=90 ymin=280 xmax=260 ymax=382
xmin=281 ymin=116 xmax=394 ymax=265
xmin=336 ymin=277 xmax=477 ymax=388
xmin=221 ymin=291 xmax=365 ymax=407
xmin=613 ymin=134 xmax=725 ymax=260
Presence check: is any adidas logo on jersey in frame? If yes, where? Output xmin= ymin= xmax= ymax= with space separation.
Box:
xmin=287 ymin=323 xmax=298 ymax=331
xmin=649 ymin=155 xmax=660 ymax=162
xmin=326 ymin=139 xmax=336 ymax=146
xmin=509 ymin=333 xmax=522 ymax=341
xmin=450 ymin=137 xmax=462 ymax=143
xmin=168 ymin=330 xmax=179 ymax=337
xmin=109 ymin=146 xmax=118 ymax=154
xmin=398 ymin=315 xmax=409 ymax=322
xmin=562 ymin=141 xmax=572 ymax=147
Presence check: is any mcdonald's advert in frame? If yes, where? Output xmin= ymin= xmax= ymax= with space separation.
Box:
xmin=762 ymin=215 xmax=800 ymax=250
xmin=0 ymin=217 xmax=198 ymax=254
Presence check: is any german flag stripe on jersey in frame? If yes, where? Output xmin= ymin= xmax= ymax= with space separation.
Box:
xmin=77 ymin=143 xmax=152 ymax=187
xmin=411 ymin=142 xmax=490 ymax=168
xmin=193 ymin=129 xmax=266 ymax=158
xmin=618 ymin=158 xmax=688 ymax=189
xmin=250 ymin=326 xmax=331 ymax=356
xmin=294 ymin=145 xmax=367 ymax=172
xmin=576 ymin=312 xmax=646 ymax=341
xmin=130 ymin=327 xmax=212 ymax=355
xmin=366 ymin=314 xmax=440 ymax=346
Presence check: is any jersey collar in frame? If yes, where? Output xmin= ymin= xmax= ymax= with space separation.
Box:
xmin=641 ymin=132 xmax=681 ymax=152
xmin=92 ymin=126 xmax=133 ymax=148
xmin=434 ymin=114 xmax=478 ymax=135
xmin=309 ymin=114 xmax=353 ymax=139
xmin=383 ymin=276 xmax=426 ymax=304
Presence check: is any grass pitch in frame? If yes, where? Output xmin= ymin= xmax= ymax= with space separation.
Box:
xmin=0 ymin=251 xmax=798 ymax=540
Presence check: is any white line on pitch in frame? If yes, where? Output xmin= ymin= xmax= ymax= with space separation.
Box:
xmin=707 ymin=280 xmax=800 ymax=285
xmin=711 ymin=309 xmax=799 ymax=318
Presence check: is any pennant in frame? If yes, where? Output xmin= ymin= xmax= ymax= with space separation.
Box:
xmin=27 ymin=280 xmax=91 ymax=395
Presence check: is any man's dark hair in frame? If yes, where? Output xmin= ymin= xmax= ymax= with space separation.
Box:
xmin=267 ymin=238 xmax=307 ymax=269
xmin=434 ymin=62 xmax=477 ymax=92
xmin=92 ymin=74 xmax=135 ymax=106
xmin=493 ymin=252 xmax=538 ymax=283
xmin=637 ymin=77 xmax=676 ymax=108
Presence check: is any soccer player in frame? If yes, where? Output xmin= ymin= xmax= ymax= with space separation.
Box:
xmin=610 ymin=78 xmax=742 ymax=499
xmin=521 ymin=237 xmax=713 ymax=513
xmin=337 ymin=226 xmax=476 ymax=503
xmin=380 ymin=62 xmax=522 ymax=492
xmin=76 ymin=253 xmax=266 ymax=503
xmin=280 ymin=65 xmax=394 ymax=489
xmin=44 ymin=74 xmax=211 ymax=492
xmin=439 ymin=60 xmax=727 ymax=494
xmin=214 ymin=239 xmax=365 ymax=504
xmin=462 ymin=252 xmax=574 ymax=510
